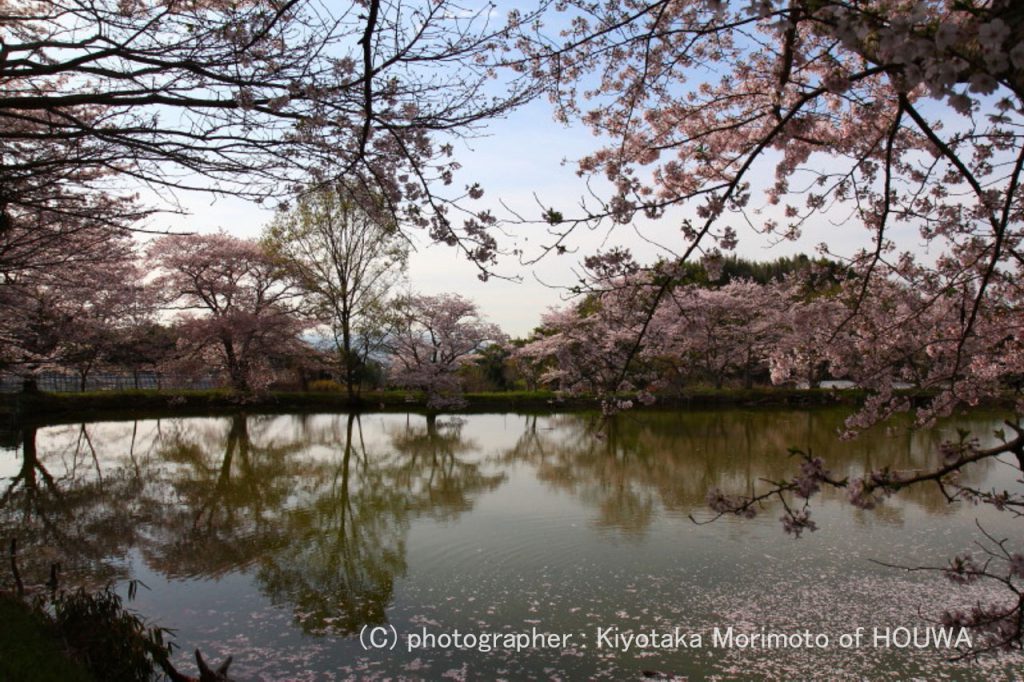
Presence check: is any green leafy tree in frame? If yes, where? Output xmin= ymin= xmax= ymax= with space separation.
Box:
xmin=265 ymin=186 xmax=408 ymax=399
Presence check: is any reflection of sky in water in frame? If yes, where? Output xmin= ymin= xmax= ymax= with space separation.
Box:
xmin=2 ymin=409 xmax=1022 ymax=680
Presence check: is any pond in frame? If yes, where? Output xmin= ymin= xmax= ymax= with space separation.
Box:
xmin=2 ymin=409 xmax=1021 ymax=680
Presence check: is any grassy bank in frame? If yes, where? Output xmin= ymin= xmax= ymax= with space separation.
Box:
xmin=1 ymin=388 xmax=583 ymax=424
xmin=0 ymin=385 xmax=911 ymax=426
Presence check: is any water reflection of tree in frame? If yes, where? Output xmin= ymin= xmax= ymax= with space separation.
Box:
xmin=501 ymin=414 xmax=658 ymax=535
xmin=498 ymin=410 xmax=1000 ymax=536
xmin=4 ymin=409 xmax=1003 ymax=642
xmin=0 ymin=423 xmax=148 ymax=587
xmin=216 ymin=413 xmax=505 ymax=635
xmin=257 ymin=413 xmax=407 ymax=635
xmin=140 ymin=414 xmax=310 ymax=579
xmin=386 ymin=415 xmax=506 ymax=520
xmin=4 ymin=412 xmax=507 ymax=637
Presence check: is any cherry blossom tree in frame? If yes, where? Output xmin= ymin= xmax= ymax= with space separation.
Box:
xmin=386 ymin=293 xmax=505 ymax=410
xmin=661 ymin=280 xmax=783 ymax=388
xmin=767 ymin=282 xmax=849 ymax=390
xmin=517 ymin=257 xmax=830 ymax=398
xmin=516 ymin=281 xmax=667 ymax=411
xmin=0 ymin=223 xmax=149 ymax=389
xmin=103 ymin=321 xmax=178 ymax=389
xmin=147 ymin=233 xmax=312 ymax=392
xmin=1 ymin=0 xmax=540 ymax=274
xmin=0 ymin=0 xmax=541 ymax=384
xmin=264 ymin=184 xmax=409 ymax=399
xmin=519 ymin=256 xmax=1024 ymax=651
xmin=511 ymin=0 xmax=1024 ymax=647
xmin=0 ymin=87 xmax=147 ymax=370
xmin=513 ymin=0 xmax=1024 ymax=414
xmin=767 ymin=261 xmax=1023 ymax=433
xmin=0 ymin=69 xmax=151 ymax=280
xmin=52 ymin=260 xmax=153 ymax=390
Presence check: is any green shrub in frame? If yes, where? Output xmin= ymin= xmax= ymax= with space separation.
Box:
xmin=51 ymin=582 xmax=174 ymax=682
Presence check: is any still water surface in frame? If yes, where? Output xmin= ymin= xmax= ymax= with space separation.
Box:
xmin=1 ymin=409 xmax=1021 ymax=680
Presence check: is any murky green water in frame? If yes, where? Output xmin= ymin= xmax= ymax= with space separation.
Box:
xmin=2 ymin=409 xmax=1021 ymax=680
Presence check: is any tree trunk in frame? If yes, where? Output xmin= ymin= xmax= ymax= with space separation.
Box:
xmin=342 ymin=313 xmax=356 ymax=401
xmin=223 ymin=338 xmax=249 ymax=392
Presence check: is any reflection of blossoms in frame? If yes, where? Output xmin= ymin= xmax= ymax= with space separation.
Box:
xmin=600 ymin=399 xmax=636 ymax=416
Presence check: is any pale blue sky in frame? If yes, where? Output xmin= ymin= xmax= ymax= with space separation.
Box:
xmin=150 ymin=89 xmax=918 ymax=338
